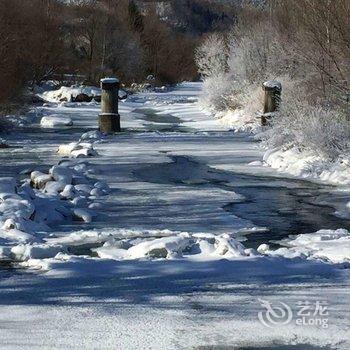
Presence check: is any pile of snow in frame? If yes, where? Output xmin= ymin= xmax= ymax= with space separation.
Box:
xmin=57 ymin=142 xmax=98 ymax=158
xmin=93 ymin=232 xmax=251 ymax=261
xmin=259 ymin=229 xmax=350 ymax=264
xmin=4 ymin=230 xmax=254 ymax=270
xmin=20 ymin=225 xmax=350 ymax=271
xmin=0 ymin=162 xmax=110 ymax=253
xmin=40 ymin=115 xmax=73 ymax=128
xmin=39 ymin=84 xmax=128 ymax=103
xmin=264 ymin=148 xmax=350 ymax=185
xmin=39 ymin=85 xmax=101 ymax=103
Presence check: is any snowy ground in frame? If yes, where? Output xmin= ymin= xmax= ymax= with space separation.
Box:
xmin=0 ymin=82 xmax=349 ymax=349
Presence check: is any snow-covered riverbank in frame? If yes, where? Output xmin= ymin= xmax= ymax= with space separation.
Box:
xmin=216 ymin=108 xmax=350 ymax=188
xmin=0 ymin=82 xmax=349 ymax=349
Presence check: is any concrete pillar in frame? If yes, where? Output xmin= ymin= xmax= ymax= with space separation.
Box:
xmin=261 ymin=80 xmax=282 ymax=126
xmin=99 ymin=77 xmax=121 ymax=133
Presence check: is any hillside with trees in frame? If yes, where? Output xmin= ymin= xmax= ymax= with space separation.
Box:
xmin=0 ymin=0 xmax=237 ymax=108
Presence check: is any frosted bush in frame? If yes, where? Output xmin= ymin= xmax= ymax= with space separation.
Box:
xmin=265 ymin=98 xmax=350 ymax=160
xmin=195 ymin=33 xmax=228 ymax=78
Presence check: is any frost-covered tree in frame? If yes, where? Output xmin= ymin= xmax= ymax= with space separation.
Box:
xmin=195 ymin=34 xmax=228 ymax=78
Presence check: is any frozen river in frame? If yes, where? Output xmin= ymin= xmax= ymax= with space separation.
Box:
xmin=0 ymin=82 xmax=349 ymax=349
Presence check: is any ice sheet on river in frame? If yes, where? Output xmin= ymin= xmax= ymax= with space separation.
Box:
xmin=0 ymin=82 xmax=349 ymax=349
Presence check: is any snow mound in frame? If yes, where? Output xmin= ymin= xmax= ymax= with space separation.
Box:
xmin=39 ymin=85 xmax=101 ymax=103
xmin=260 ymin=229 xmax=350 ymax=264
xmin=40 ymin=115 xmax=73 ymax=128
xmin=57 ymin=142 xmax=98 ymax=158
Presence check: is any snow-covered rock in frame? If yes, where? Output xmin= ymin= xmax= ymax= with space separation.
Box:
xmin=39 ymin=85 xmax=101 ymax=103
xmin=128 ymin=235 xmax=191 ymax=259
xmin=61 ymin=185 xmax=75 ymax=199
xmin=40 ymin=115 xmax=73 ymax=128
xmin=72 ymin=208 xmax=92 ymax=223
xmin=49 ymin=165 xmax=73 ymax=184
xmin=30 ymin=171 xmax=52 ymax=189
xmin=57 ymin=142 xmax=98 ymax=158
xmin=213 ymin=234 xmax=247 ymax=258
xmin=261 ymin=229 xmax=350 ymax=264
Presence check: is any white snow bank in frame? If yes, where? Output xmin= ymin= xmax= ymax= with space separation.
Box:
xmin=264 ymin=147 xmax=350 ymax=185
xmin=260 ymin=228 xmax=350 ymax=264
xmin=40 ymin=85 xmax=101 ymax=103
xmin=40 ymin=115 xmax=73 ymax=128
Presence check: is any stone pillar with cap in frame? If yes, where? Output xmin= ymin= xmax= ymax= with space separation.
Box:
xmin=99 ymin=77 xmax=121 ymax=133
xmin=261 ymin=80 xmax=282 ymax=126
